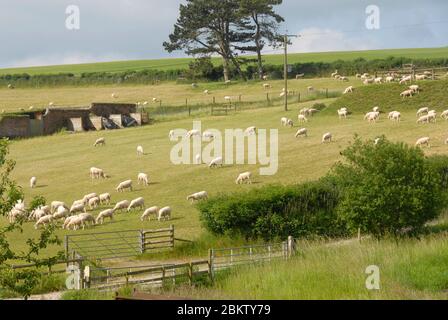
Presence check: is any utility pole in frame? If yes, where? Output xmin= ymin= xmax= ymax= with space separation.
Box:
xmin=283 ymin=33 xmax=298 ymax=111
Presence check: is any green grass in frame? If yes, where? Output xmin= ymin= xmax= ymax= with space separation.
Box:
xmin=0 ymin=78 xmax=345 ymax=113
xmin=160 ymin=229 xmax=448 ymax=300
xmin=329 ymin=79 xmax=448 ymax=115
xmin=1 ymin=47 xmax=447 ymax=76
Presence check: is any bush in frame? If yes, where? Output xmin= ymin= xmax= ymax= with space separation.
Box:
xmin=328 ymin=136 xmax=446 ymax=238
xmin=197 ymin=181 xmax=346 ymax=241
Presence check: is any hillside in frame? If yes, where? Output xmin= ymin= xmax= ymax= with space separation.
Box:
xmin=1 ymin=47 xmax=447 ymax=76
xmin=329 ymin=79 xmax=448 ymax=114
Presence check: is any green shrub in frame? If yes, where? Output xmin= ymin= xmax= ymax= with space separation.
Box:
xmin=329 ymin=136 xmax=446 ymax=238
xmin=197 ymin=181 xmax=346 ymax=241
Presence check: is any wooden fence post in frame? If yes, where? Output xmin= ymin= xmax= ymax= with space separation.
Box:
xmin=287 ymin=236 xmax=295 ymax=258
xmin=208 ymin=249 xmax=214 ymax=283
xmin=170 ymin=225 xmax=175 ymax=248
xmin=326 ymin=88 xmax=329 ymax=98
xmin=298 ymin=93 xmax=301 ymax=103
xmin=64 ymin=235 xmax=69 ymax=263
xmin=140 ymin=230 xmax=145 ymax=254
xmin=188 ymin=262 xmax=193 ymax=286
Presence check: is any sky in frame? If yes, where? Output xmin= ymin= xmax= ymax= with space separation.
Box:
xmin=0 ymin=0 xmax=447 ymax=68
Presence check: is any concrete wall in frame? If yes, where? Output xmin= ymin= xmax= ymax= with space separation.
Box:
xmin=90 ymin=103 xmax=136 ymax=117
xmin=42 ymin=108 xmax=91 ymax=135
xmin=0 ymin=116 xmax=30 ymax=138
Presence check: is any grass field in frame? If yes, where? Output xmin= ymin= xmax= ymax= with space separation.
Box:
xmin=3 ymin=78 xmax=448 ymax=262
xmin=1 ymin=47 xmax=447 ymax=76
xmin=0 ymin=78 xmax=348 ymax=113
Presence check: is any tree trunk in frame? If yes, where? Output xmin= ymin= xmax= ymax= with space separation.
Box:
xmin=256 ymin=45 xmax=263 ymax=80
xmin=222 ymin=56 xmax=230 ymax=82
xmin=229 ymin=53 xmax=247 ymax=81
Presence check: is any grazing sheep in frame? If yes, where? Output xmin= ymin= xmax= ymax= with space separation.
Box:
xmin=399 ymin=75 xmax=412 ymax=84
xmin=322 ymin=132 xmax=332 ymax=143
xmin=417 ymin=115 xmax=431 ymax=124
xmin=409 ymin=85 xmax=420 ymax=94
xmin=186 ymin=129 xmax=201 ymax=138
xmin=203 ymin=131 xmax=215 ymax=139
xmin=113 ymin=200 xmax=130 ymax=212
xmin=364 ymin=112 xmax=380 ymax=123
xmin=204 ymin=90 xmax=210 ymax=95
xmin=388 ymin=111 xmax=401 ymax=122
xmin=137 ymin=145 xmax=144 ymax=156
xmin=244 ymin=126 xmax=257 ymax=136
xmin=7 ymin=84 xmax=14 ymax=89
xmin=158 ymin=207 xmax=172 ymax=221
xmin=96 ymin=209 xmax=115 ymax=225
xmin=385 ymin=76 xmax=394 ymax=83
xmin=416 ymin=137 xmax=430 ymax=148
xmin=29 ymin=208 xmax=46 ymax=221
xmin=30 ymin=176 xmax=37 ymax=188
xmin=416 ymin=107 xmax=429 ymax=117
xmin=127 ymin=197 xmax=145 ymax=212
xmin=281 ymin=117 xmax=294 ymax=127
xmin=343 ymin=86 xmax=354 ymax=94
xmin=374 ymin=77 xmax=383 ymax=84
xmin=415 ymin=74 xmax=428 ymax=81
xmin=137 ymin=173 xmax=149 ymax=186
xmin=307 ymin=109 xmax=319 ymax=116
xmin=363 ymin=78 xmax=374 ymax=85
xmin=373 ymin=106 xmax=380 ymax=113
xmin=93 ymin=138 xmax=106 ymax=147
xmin=295 ymin=128 xmax=308 ymax=138
xmin=70 ymin=203 xmax=86 ymax=215
xmin=263 ymin=83 xmax=272 ymax=89
xmin=62 ymin=216 xmax=76 ymax=229
xmin=141 ymin=206 xmax=159 ymax=221
xmin=331 ymin=70 xmax=339 ymax=78
xmin=88 ymin=197 xmax=100 ymax=210
xmin=82 ymin=193 xmax=98 ymax=205
xmin=339 ymin=76 xmax=349 ymax=81
xmin=224 ymin=96 xmax=232 ymax=102
xmin=152 ymin=98 xmax=160 ymax=103
xmin=99 ymin=193 xmax=111 ymax=205
xmin=208 ymin=156 xmax=223 ymax=168
xmin=111 ymin=93 xmax=118 ymax=99
xmin=263 ymin=75 xmax=269 ymax=80
xmin=337 ymin=108 xmax=348 ymax=119
xmin=51 ymin=201 xmax=67 ymax=213
xmin=307 ymin=86 xmax=314 ymax=92
xmin=34 ymin=215 xmax=53 ymax=229
xmin=90 ymin=167 xmax=107 ymax=179
xmin=116 ymin=180 xmax=133 ymax=192
xmin=187 ymin=191 xmax=208 ymax=203
xmin=297 ymin=114 xmax=308 ymax=123
xmin=400 ymin=89 xmax=414 ymax=98
xmin=236 ymin=172 xmax=252 ymax=185
xmin=53 ymin=206 xmax=69 ymax=221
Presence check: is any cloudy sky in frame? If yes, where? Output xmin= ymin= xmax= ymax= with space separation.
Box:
xmin=1 ymin=0 xmax=447 ymax=68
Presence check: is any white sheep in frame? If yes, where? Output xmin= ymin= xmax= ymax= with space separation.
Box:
xmin=388 ymin=111 xmax=401 ymax=122
xmin=90 ymin=167 xmax=107 ymax=179
xmin=297 ymin=115 xmax=308 ymax=123
xmin=322 ymin=132 xmax=332 ymax=143
xmin=51 ymin=201 xmax=67 ymax=213
xmin=53 ymin=206 xmax=69 ymax=220
xmin=385 ymin=76 xmax=394 ymax=83
xmin=415 ymin=74 xmax=428 ymax=81
xmin=137 ymin=173 xmax=149 ymax=186
xmin=96 ymin=209 xmax=115 ymax=225
xmin=127 ymin=197 xmax=145 ymax=212
xmin=208 ymin=156 xmax=223 ymax=168
xmin=409 ymin=85 xmax=420 ymax=94
xmin=415 ymin=137 xmax=430 ymax=148
xmin=30 ymin=176 xmax=37 ymax=188
xmin=99 ymin=193 xmax=111 ymax=205
xmin=93 ymin=138 xmax=106 ymax=147
xmin=116 ymin=180 xmax=133 ymax=192
xmin=186 ymin=129 xmax=201 ymax=138
xmin=82 ymin=193 xmax=98 ymax=205
xmin=343 ymin=86 xmax=354 ymax=94
xmin=263 ymin=83 xmax=272 ymax=89
xmin=187 ymin=191 xmax=208 ymax=203
xmin=141 ymin=206 xmax=159 ymax=221
xmin=70 ymin=203 xmax=86 ymax=215
xmin=281 ymin=117 xmax=293 ymax=127
xmin=337 ymin=108 xmax=348 ymax=119
xmin=440 ymin=110 xmax=448 ymax=120
xmin=399 ymin=75 xmax=412 ymax=84
xmin=113 ymin=200 xmax=130 ymax=212
xmin=400 ymin=89 xmax=413 ymax=98
xmin=372 ymin=106 xmax=380 ymax=113
xmin=235 ymin=172 xmax=252 ymax=184
xmin=111 ymin=93 xmax=118 ymax=99
xmin=244 ymin=126 xmax=257 ymax=136
xmin=88 ymin=197 xmax=100 ymax=210
xmin=364 ymin=111 xmax=380 ymax=123
xmin=307 ymin=86 xmax=314 ymax=92
xmin=158 ymin=207 xmax=172 ymax=221
xmin=416 ymin=107 xmax=429 ymax=117
xmin=374 ymin=77 xmax=383 ymax=84
xmin=294 ymin=128 xmax=307 ymax=138
xmin=34 ymin=215 xmax=53 ymax=229
xmin=204 ymin=90 xmax=210 ymax=95
xmin=417 ymin=115 xmax=431 ymax=124
xmin=137 ymin=145 xmax=144 ymax=156
xmin=363 ymin=78 xmax=374 ymax=85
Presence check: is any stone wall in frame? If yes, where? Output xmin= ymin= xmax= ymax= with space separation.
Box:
xmin=90 ymin=103 xmax=136 ymax=117
xmin=42 ymin=108 xmax=91 ymax=135
xmin=0 ymin=116 xmax=30 ymax=138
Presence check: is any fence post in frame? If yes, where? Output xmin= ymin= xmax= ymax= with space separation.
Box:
xmin=140 ymin=230 xmax=145 ymax=254
xmin=326 ymin=88 xmax=329 ymax=98
xmin=287 ymin=236 xmax=295 ymax=258
xmin=188 ymin=262 xmax=193 ymax=286
xmin=170 ymin=225 xmax=175 ymax=248
xmin=432 ymin=69 xmax=435 ymax=80
xmin=208 ymin=249 xmax=214 ymax=283
xmin=298 ymin=93 xmax=301 ymax=103
xmin=64 ymin=235 xmax=69 ymax=263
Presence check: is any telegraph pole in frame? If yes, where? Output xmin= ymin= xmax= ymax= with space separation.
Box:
xmin=283 ymin=33 xmax=298 ymax=111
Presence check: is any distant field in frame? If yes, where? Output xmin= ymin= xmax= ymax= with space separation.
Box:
xmin=1 ymin=47 xmax=447 ymax=76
